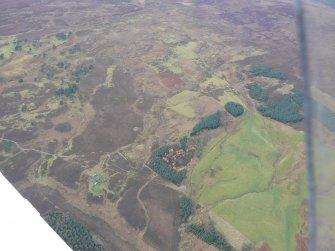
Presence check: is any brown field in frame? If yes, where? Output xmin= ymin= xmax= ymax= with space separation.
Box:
xmin=1 ymin=151 xmax=41 ymax=183
xmin=141 ymin=181 xmax=181 ymax=251
xmin=117 ymin=178 xmax=147 ymax=231
xmin=49 ymin=157 xmax=84 ymax=189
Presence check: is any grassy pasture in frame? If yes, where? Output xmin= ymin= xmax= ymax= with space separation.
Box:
xmin=190 ymin=113 xmax=306 ymax=251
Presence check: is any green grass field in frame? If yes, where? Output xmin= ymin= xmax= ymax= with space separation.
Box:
xmin=90 ymin=185 xmax=104 ymax=196
xmin=190 ymin=113 xmax=306 ymax=251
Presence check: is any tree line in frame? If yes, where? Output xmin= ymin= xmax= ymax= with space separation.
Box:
xmin=186 ymin=224 xmax=233 ymax=251
xmin=180 ymin=196 xmax=192 ymax=223
xmin=191 ymin=111 xmax=222 ymax=136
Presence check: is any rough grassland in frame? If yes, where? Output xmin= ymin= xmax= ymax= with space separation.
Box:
xmin=162 ymin=41 xmax=198 ymax=74
xmin=167 ymin=90 xmax=199 ymax=118
xmin=200 ymin=74 xmax=229 ymax=89
xmin=190 ymin=113 xmax=306 ymax=251
xmin=218 ymin=93 xmax=245 ymax=108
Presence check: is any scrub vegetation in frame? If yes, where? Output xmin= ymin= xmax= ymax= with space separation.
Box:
xmin=258 ymin=91 xmax=303 ymax=123
xmin=248 ymin=84 xmax=269 ymax=102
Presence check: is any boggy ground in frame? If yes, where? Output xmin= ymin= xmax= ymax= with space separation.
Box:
xmin=1 ymin=0 xmax=331 ymax=250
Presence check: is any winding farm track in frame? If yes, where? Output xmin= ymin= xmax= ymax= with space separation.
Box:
xmin=137 ymin=173 xmax=156 ymax=239
xmin=0 ymin=137 xmax=70 ymax=158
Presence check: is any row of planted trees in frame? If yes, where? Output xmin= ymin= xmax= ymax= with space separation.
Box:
xmin=44 ymin=211 xmax=104 ymax=251
xmin=179 ymin=196 xmax=235 ymax=251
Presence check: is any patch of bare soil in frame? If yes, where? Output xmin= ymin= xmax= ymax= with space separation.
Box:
xmin=159 ymin=71 xmax=183 ymax=89
xmin=140 ymin=181 xmax=181 ymax=251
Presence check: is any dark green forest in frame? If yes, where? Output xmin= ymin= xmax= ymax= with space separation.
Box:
xmin=258 ymin=91 xmax=304 ymax=123
xmin=191 ymin=111 xmax=222 ymax=136
xmin=44 ymin=211 xmax=105 ymax=251
xmin=225 ymin=102 xmax=244 ymax=117
xmin=186 ymin=224 xmax=233 ymax=251
xmin=149 ymin=157 xmax=186 ymax=185
xmin=250 ymin=66 xmax=287 ymax=80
